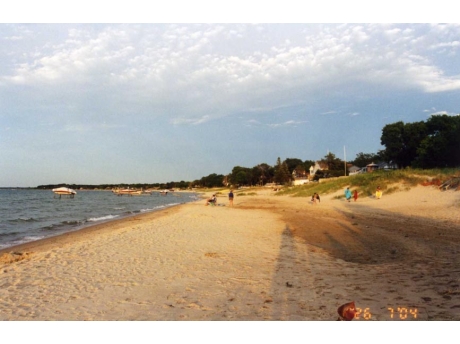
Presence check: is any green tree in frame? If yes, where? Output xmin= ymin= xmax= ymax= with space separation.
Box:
xmin=416 ymin=114 xmax=460 ymax=168
xmin=321 ymin=152 xmax=343 ymax=171
xmin=234 ymin=171 xmax=247 ymax=186
xmin=251 ymin=163 xmax=273 ymax=186
xmin=380 ymin=120 xmax=426 ymax=168
xmin=229 ymin=166 xmax=251 ymax=186
xmin=303 ymin=159 xmax=315 ymax=172
xmin=293 ymin=164 xmax=307 ymax=177
xmin=284 ymin=158 xmax=304 ymax=174
xmin=401 ymin=121 xmax=427 ymax=166
xmin=198 ymin=173 xmax=225 ymax=188
xmin=380 ymin=121 xmax=405 ymax=167
xmin=274 ymin=157 xmax=291 ymax=185
xmin=351 ymin=152 xmax=380 ymax=167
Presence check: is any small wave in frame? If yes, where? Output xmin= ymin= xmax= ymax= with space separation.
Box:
xmin=42 ymin=220 xmax=85 ymax=231
xmin=8 ymin=217 xmax=37 ymax=223
xmin=87 ymin=214 xmax=119 ymax=222
xmin=163 ymin=203 xmax=180 ymax=207
xmin=62 ymin=220 xmax=83 ymax=226
xmin=0 ymin=230 xmax=21 ymax=237
xmin=1 ymin=235 xmax=46 ymax=248
xmin=20 ymin=217 xmax=36 ymax=221
xmin=42 ymin=224 xmax=58 ymax=231
xmin=21 ymin=235 xmax=45 ymax=242
xmin=138 ymin=203 xmax=180 ymax=213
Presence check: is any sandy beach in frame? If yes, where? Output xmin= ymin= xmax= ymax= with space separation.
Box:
xmin=1 ymin=185 xmax=459 ymax=321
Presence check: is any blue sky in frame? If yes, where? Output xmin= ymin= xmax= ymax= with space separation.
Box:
xmin=1 ymin=4 xmax=460 ymax=187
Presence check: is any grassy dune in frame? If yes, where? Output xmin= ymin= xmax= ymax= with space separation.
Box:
xmin=277 ymin=168 xmax=460 ymax=199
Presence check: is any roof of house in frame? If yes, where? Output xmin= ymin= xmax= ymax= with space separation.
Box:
xmin=348 ymin=166 xmax=360 ymax=172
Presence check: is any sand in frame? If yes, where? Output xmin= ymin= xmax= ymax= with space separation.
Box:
xmin=0 ymin=185 xmax=459 ymax=321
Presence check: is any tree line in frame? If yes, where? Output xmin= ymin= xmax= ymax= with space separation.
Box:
xmin=193 ymin=153 xmax=366 ymax=188
xmin=36 ymin=182 xmax=190 ymax=191
xmin=380 ymin=114 xmax=460 ymax=169
xmin=192 ymin=114 xmax=460 ymax=188
xmin=37 ymin=114 xmax=459 ymax=190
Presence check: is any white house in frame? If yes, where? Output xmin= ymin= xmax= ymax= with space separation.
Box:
xmin=310 ymin=161 xmax=328 ymax=178
xmin=292 ymin=168 xmax=309 ymax=186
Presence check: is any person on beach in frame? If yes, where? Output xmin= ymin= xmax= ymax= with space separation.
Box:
xmin=376 ymin=186 xmax=382 ymax=199
xmin=206 ymin=194 xmax=217 ymax=206
xmin=344 ymin=187 xmax=352 ymax=202
xmin=311 ymin=193 xmax=320 ymax=204
xmin=353 ymin=190 xmax=358 ymax=202
xmin=228 ymin=190 xmax=234 ymax=207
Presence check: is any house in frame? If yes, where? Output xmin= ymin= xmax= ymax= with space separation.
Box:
xmin=377 ymin=162 xmax=398 ymax=170
xmin=366 ymin=162 xmax=379 ymax=173
xmin=292 ymin=168 xmax=309 ymax=186
xmin=365 ymin=161 xmax=398 ymax=173
xmin=348 ymin=165 xmax=361 ymax=175
xmin=309 ymin=161 xmax=328 ymax=179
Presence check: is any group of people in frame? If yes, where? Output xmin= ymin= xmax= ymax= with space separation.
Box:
xmin=344 ymin=187 xmax=359 ymax=202
xmin=208 ymin=185 xmax=382 ymax=208
xmin=205 ymin=190 xmax=234 ymax=206
xmin=207 ymin=186 xmax=382 ymax=208
xmin=344 ymin=186 xmax=382 ymax=202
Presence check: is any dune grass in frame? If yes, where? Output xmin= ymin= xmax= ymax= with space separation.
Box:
xmin=276 ymin=168 xmax=459 ymax=198
xmin=237 ymin=192 xmax=258 ymax=196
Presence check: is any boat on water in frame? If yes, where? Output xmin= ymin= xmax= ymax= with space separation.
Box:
xmin=112 ymin=188 xmax=143 ymax=196
xmin=52 ymin=187 xmax=77 ymax=198
xmin=160 ymin=189 xmax=169 ymax=195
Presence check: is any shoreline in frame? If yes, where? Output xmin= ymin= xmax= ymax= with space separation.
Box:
xmin=0 ymin=199 xmax=189 ymax=255
xmin=1 ymin=186 xmax=459 ymax=320
xmin=0 ymin=190 xmax=201 ymax=253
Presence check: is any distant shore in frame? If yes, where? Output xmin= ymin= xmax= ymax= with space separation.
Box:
xmin=1 ymin=186 xmax=459 ymax=320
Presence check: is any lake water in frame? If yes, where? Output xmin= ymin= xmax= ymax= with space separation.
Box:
xmin=0 ymin=189 xmax=198 ymax=250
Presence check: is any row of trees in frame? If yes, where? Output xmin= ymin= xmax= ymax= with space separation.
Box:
xmin=169 ymin=114 xmax=460 ymax=188
xmin=38 ymin=149 xmax=385 ymax=190
xmin=192 ymin=154 xmax=351 ymax=188
xmin=38 ymin=114 xmax=459 ymax=190
xmin=380 ymin=114 xmax=460 ymax=168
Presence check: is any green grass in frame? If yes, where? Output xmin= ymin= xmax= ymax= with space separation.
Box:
xmin=237 ymin=192 xmax=258 ymax=196
xmin=276 ymin=168 xmax=459 ymax=198
xmin=198 ymin=188 xmax=228 ymax=194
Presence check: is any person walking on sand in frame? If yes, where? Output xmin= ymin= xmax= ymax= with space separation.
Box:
xmin=353 ymin=190 xmax=358 ymax=202
xmin=228 ymin=190 xmax=234 ymax=207
xmin=376 ymin=186 xmax=382 ymax=199
xmin=345 ymin=187 xmax=352 ymax=202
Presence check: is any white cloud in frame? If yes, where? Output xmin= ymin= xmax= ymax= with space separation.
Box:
xmin=3 ymin=35 xmax=23 ymax=41
xmin=267 ymin=120 xmax=308 ymax=128
xmin=2 ymin=23 xmax=460 ymax=186
xmin=2 ymin=23 xmax=460 ymax=126
xmin=170 ymin=115 xmax=212 ymax=125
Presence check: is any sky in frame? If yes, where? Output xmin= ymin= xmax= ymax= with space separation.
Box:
xmin=1 ymin=3 xmax=460 ymax=187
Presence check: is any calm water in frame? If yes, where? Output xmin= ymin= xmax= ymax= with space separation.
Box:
xmin=0 ymin=189 xmax=198 ymax=250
